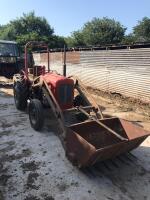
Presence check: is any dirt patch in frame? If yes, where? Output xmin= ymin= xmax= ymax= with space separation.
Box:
xmin=0 ymin=119 xmax=12 ymax=129
xmin=21 ymin=161 xmax=40 ymax=173
xmin=0 ymin=174 xmax=12 ymax=186
xmin=0 ymin=143 xmax=15 ymax=153
xmin=57 ymin=182 xmax=70 ymax=192
xmin=0 ymin=84 xmax=13 ymax=96
xmin=24 ymin=195 xmax=41 ymax=200
xmin=41 ymin=193 xmax=55 ymax=200
xmin=0 ymin=164 xmax=8 ymax=174
xmin=0 ymin=148 xmax=32 ymax=163
xmin=0 ymin=104 xmax=11 ymax=110
xmin=26 ymin=172 xmax=39 ymax=190
xmin=87 ymin=87 xmax=150 ymax=117
xmin=0 ymin=190 xmax=4 ymax=200
xmin=44 ymin=196 xmax=55 ymax=200
xmin=71 ymin=181 xmax=79 ymax=187
xmin=0 ymin=130 xmax=12 ymax=138
xmin=44 ymin=197 xmax=55 ymax=200
xmin=24 ymin=196 xmax=55 ymax=200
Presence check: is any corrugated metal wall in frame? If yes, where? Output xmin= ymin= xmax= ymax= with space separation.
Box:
xmin=33 ymin=47 xmax=150 ymax=103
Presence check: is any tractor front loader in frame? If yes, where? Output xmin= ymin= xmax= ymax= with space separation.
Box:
xmin=13 ymin=42 xmax=150 ymax=168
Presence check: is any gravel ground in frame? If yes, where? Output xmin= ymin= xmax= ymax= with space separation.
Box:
xmin=0 ymin=87 xmax=150 ymax=200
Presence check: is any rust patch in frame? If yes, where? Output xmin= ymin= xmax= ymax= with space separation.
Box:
xmin=36 ymin=52 xmax=80 ymax=65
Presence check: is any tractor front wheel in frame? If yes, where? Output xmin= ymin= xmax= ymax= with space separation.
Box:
xmin=13 ymin=81 xmax=28 ymax=111
xmin=29 ymin=99 xmax=44 ymax=131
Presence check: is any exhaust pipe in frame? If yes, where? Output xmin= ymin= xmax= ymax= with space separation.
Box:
xmin=63 ymin=45 xmax=66 ymax=77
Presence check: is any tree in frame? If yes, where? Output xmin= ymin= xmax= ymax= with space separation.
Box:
xmin=64 ymin=36 xmax=75 ymax=47
xmin=0 ymin=24 xmax=15 ymax=40
xmin=67 ymin=17 xmax=126 ymax=47
xmin=133 ymin=17 xmax=150 ymax=42
xmin=122 ymin=34 xmax=136 ymax=44
xmin=71 ymin=31 xmax=86 ymax=47
xmin=65 ymin=31 xmax=86 ymax=47
xmin=50 ymin=35 xmax=66 ymax=48
xmin=0 ymin=12 xmax=66 ymax=49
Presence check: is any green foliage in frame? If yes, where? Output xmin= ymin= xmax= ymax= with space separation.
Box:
xmin=0 ymin=11 xmax=66 ymax=50
xmin=50 ymin=35 xmax=66 ymax=48
xmin=66 ymin=17 xmax=126 ymax=47
xmin=0 ymin=24 xmax=15 ymax=40
xmin=133 ymin=17 xmax=150 ymax=42
xmin=64 ymin=36 xmax=75 ymax=47
xmin=71 ymin=31 xmax=85 ymax=46
xmin=1 ymin=13 xmax=150 ymax=49
xmin=83 ymin=17 xmax=126 ymax=45
xmin=122 ymin=34 xmax=136 ymax=44
xmin=65 ymin=32 xmax=85 ymax=47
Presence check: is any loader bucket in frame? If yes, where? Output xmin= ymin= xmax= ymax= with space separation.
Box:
xmin=66 ymin=117 xmax=149 ymax=168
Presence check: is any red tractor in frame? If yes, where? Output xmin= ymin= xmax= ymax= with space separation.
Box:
xmin=13 ymin=42 xmax=149 ymax=168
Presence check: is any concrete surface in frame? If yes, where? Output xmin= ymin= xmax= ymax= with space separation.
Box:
xmin=0 ymin=88 xmax=150 ymax=200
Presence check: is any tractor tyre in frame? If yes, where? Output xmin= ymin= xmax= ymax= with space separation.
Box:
xmin=29 ymin=99 xmax=44 ymax=131
xmin=13 ymin=81 xmax=28 ymax=111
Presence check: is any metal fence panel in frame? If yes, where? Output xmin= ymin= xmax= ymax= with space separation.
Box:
xmin=33 ymin=47 xmax=150 ymax=103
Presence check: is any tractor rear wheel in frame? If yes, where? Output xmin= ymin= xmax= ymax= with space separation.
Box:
xmin=29 ymin=99 xmax=44 ymax=131
xmin=13 ymin=81 xmax=28 ymax=111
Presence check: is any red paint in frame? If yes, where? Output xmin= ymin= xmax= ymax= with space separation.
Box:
xmin=42 ymin=72 xmax=74 ymax=110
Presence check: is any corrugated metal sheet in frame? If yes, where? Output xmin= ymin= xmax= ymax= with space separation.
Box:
xmin=33 ymin=47 xmax=150 ymax=103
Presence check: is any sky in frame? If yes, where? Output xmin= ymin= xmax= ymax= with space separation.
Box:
xmin=0 ymin=0 xmax=150 ymax=36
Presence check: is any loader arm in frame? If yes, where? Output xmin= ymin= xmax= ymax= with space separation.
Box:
xmin=41 ymin=80 xmax=67 ymax=148
xmin=71 ymin=76 xmax=103 ymax=119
